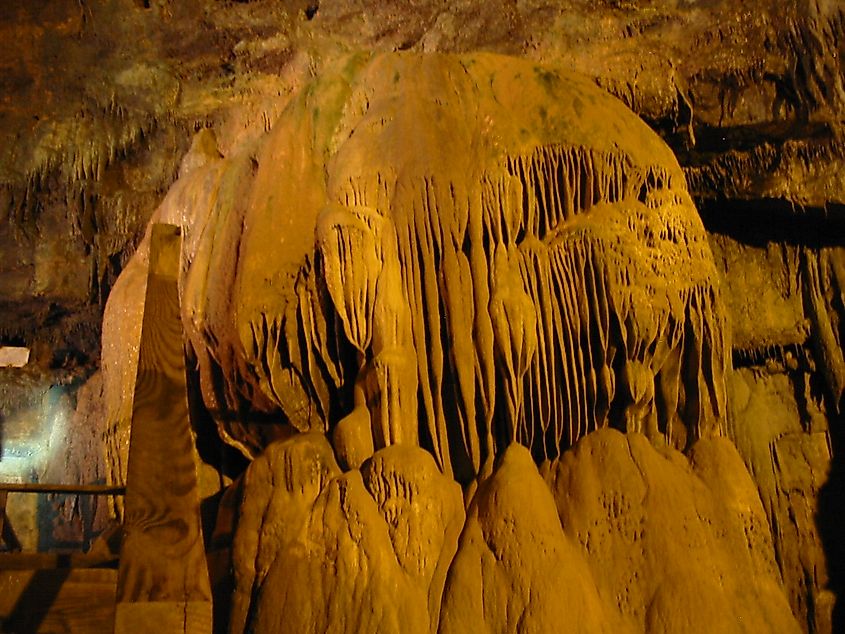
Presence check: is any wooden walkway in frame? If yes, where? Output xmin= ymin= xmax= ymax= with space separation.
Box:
xmin=0 ymin=483 xmax=123 ymax=633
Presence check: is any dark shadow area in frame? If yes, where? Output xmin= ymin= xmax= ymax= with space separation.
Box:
xmin=185 ymin=346 xmax=250 ymax=483
xmin=698 ymin=198 xmax=845 ymax=249
xmin=687 ymin=121 xmax=834 ymax=158
xmin=4 ymin=568 xmax=70 ymax=633
xmin=817 ymin=407 xmax=845 ymax=633
xmin=185 ymin=344 xmax=245 ymax=633
xmin=201 ymin=480 xmax=243 ymax=634
xmin=37 ymin=491 xmax=100 ymax=553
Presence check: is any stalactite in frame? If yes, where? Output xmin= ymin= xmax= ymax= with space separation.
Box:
xmin=305 ymin=135 xmax=727 ymax=471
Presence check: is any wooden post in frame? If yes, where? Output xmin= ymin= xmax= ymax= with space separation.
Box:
xmin=0 ymin=490 xmax=7 ymax=550
xmin=115 ymin=224 xmax=212 ymax=633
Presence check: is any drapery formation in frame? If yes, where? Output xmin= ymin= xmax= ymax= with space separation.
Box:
xmin=106 ymin=52 xmax=729 ymax=482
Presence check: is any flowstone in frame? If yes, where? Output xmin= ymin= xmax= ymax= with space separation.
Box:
xmin=96 ymin=51 xmax=806 ymax=634
xmin=102 ymin=51 xmax=730 ymax=483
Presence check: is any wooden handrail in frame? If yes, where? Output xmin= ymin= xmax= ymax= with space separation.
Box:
xmin=0 ymin=485 xmax=123 ymax=552
xmin=0 ymin=551 xmax=119 ymax=570
xmin=0 ymin=483 xmax=125 ymax=495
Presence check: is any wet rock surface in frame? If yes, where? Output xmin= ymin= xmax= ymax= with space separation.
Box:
xmin=1 ymin=2 xmax=844 ymax=633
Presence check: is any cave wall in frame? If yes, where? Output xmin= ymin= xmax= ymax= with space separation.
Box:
xmin=0 ymin=1 xmax=844 ymax=633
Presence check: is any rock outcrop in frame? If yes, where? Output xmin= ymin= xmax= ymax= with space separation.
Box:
xmin=91 ymin=51 xmax=808 ymax=633
xmin=1 ymin=2 xmax=843 ymax=633
xmin=546 ymin=430 xmax=800 ymax=633
xmin=102 ymin=53 xmax=730 ymax=487
xmin=230 ymin=434 xmax=463 ymax=634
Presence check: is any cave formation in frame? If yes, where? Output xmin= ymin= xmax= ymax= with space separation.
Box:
xmin=0 ymin=2 xmax=844 ymax=634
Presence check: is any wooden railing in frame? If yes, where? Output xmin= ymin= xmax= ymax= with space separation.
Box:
xmin=0 ymin=483 xmax=125 ymax=495
xmin=0 ymin=482 xmax=125 ymax=553
xmin=1 ymin=226 xmax=213 ymax=633
xmin=0 ymin=482 xmax=125 ymax=632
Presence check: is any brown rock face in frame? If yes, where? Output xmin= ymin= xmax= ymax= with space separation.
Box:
xmin=103 ymin=52 xmax=730 ymax=482
xmin=231 ymin=434 xmax=463 ymax=634
xmin=547 ymin=430 xmax=800 ymax=633
xmin=440 ymin=443 xmax=619 ymax=634
xmin=1 ymin=2 xmax=844 ymax=634
xmin=92 ymin=51 xmax=804 ymax=633
xmin=230 ymin=430 xmax=802 ymax=633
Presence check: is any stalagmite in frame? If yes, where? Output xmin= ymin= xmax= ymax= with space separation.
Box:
xmin=544 ymin=429 xmax=802 ymax=634
xmin=230 ymin=435 xmax=463 ymax=634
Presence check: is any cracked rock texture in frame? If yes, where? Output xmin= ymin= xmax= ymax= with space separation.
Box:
xmin=1 ymin=1 xmax=844 ymax=633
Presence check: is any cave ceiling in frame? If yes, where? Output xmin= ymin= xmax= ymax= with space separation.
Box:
xmin=0 ymin=1 xmax=844 ymax=633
